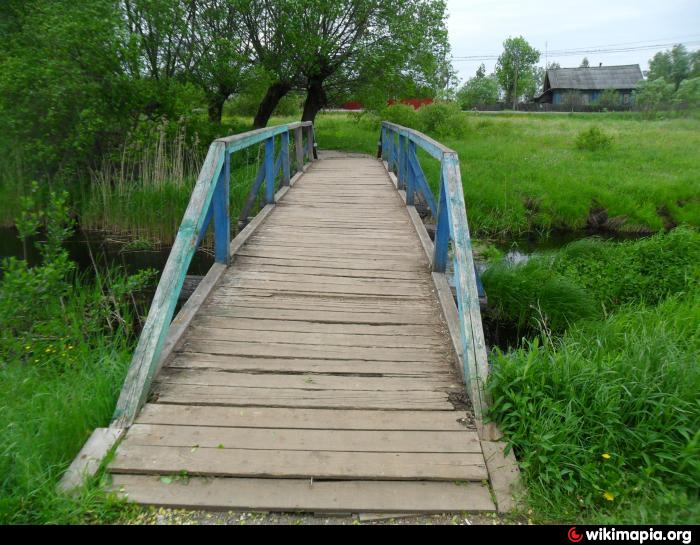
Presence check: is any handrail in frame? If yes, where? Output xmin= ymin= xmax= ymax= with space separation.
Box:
xmin=379 ymin=121 xmax=490 ymax=427
xmin=112 ymin=121 xmax=315 ymax=428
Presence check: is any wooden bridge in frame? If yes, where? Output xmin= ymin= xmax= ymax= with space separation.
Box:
xmin=61 ymin=122 xmax=519 ymax=515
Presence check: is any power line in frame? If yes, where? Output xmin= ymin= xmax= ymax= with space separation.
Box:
xmin=452 ymin=37 xmax=700 ymax=62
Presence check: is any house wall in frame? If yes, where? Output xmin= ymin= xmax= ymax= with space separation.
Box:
xmin=551 ymin=89 xmax=634 ymax=105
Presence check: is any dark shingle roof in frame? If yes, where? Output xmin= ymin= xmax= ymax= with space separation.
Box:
xmin=546 ymin=64 xmax=643 ymax=90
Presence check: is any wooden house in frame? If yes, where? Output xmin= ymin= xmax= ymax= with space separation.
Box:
xmin=536 ymin=64 xmax=643 ymax=105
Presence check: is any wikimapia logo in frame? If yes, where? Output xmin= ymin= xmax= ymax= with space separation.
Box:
xmin=567 ymin=527 xmax=693 ymax=544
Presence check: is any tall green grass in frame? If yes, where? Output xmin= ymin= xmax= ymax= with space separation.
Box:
xmin=488 ymin=293 xmax=700 ymax=524
xmin=313 ymin=110 xmax=700 ymax=239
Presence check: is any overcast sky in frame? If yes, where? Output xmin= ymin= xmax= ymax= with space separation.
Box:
xmin=446 ymin=0 xmax=700 ymax=83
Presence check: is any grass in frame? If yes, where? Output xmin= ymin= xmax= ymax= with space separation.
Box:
xmin=312 ymin=110 xmax=700 ymax=239
xmin=483 ymin=228 xmax=700 ymax=523
xmin=488 ymin=293 xmax=700 ymax=524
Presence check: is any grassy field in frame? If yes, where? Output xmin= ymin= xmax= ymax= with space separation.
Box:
xmin=314 ymin=110 xmax=700 ymax=239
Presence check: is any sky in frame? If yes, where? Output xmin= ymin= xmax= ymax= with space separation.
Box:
xmin=446 ymin=0 xmax=700 ymax=83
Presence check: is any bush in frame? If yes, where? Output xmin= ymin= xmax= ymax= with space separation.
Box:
xmin=553 ymin=227 xmax=700 ymax=309
xmin=482 ymin=259 xmax=597 ymax=337
xmin=417 ymin=101 xmax=468 ymax=138
xmin=488 ymin=292 xmax=700 ymax=523
xmin=380 ymin=103 xmax=420 ymax=129
xmin=634 ymin=78 xmax=675 ymax=111
xmin=674 ymin=77 xmax=700 ymax=108
xmin=575 ymin=126 xmax=613 ymax=151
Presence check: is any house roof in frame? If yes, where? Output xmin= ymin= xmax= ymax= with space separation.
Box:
xmin=545 ymin=64 xmax=644 ymax=91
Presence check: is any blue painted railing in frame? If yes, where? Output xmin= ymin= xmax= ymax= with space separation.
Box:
xmin=112 ymin=121 xmax=315 ymax=427
xmin=380 ymin=121 xmax=490 ymax=425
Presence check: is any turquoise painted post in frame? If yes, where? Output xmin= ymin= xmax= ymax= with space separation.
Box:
xmin=281 ymin=130 xmax=290 ymax=186
xmin=406 ymin=141 xmax=416 ymax=205
xmin=265 ymin=136 xmax=275 ymax=204
xmin=433 ymin=166 xmax=450 ymax=272
xmin=213 ymin=151 xmax=230 ymax=264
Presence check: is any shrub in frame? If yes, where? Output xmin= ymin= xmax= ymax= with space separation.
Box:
xmin=488 ymin=292 xmax=700 ymax=523
xmin=380 ymin=103 xmax=420 ymax=129
xmin=674 ymin=77 xmax=700 ymax=108
xmin=575 ymin=126 xmax=613 ymax=151
xmin=634 ymin=78 xmax=675 ymax=111
xmin=417 ymin=101 xmax=468 ymax=138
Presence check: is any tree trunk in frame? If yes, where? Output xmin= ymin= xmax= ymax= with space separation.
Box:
xmin=253 ymin=82 xmax=291 ymax=128
xmin=301 ymin=79 xmax=327 ymax=124
xmin=207 ymin=92 xmax=227 ymax=124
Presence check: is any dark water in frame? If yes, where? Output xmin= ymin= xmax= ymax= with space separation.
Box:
xmin=0 ymin=227 xmax=214 ymax=277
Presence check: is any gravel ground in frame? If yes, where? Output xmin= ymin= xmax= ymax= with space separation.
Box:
xmin=125 ymin=508 xmax=529 ymax=525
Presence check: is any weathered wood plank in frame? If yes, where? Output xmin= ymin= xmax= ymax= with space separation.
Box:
xmin=136 ymin=404 xmax=473 ymax=431
xmin=59 ymin=427 xmax=125 ymax=493
xmin=124 ymin=424 xmax=482 ymax=453
xmin=157 ymin=369 xmax=459 ymax=392
xmin=185 ymin=326 xmax=444 ymax=349
xmin=110 ymin=444 xmax=488 ymax=481
xmin=167 ymin=354 xmax=453 ymax=377
xmin=109 ymin=476 xmax=495 ymax=513
xmin=178 ymin=339 xmax=449 ymax=362
xmin=481 ymin=440 xmax=523 ymax=513
xmin=154 ymin=383 xmax=454 ymax=410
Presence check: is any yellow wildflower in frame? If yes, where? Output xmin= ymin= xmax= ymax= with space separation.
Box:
xmin=603 ymin=491 xmax=615 ymax=502
xmin=602 ymin=453 xmax=611 ymax=460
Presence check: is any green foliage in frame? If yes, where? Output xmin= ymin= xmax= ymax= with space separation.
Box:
xmin=495 ymin=36 xmax=541 ymax=106
xmin=488 ymin=292 xmax=700 ymax=523
xmin=552 ymin=227 xmax=700 ymax=309
xmin=482 ymin=260 xmax=596 ymax=337
xmin=634 ymin=79 xmax=676 ymax=111
xmin=674 ymin=77 xmax=700 ymax=108
xmin=0 ymin=192 xmax=155 ymax=523
xmin=648 ymin=44 xmax=693 ymax=90
xmin=575 ymin=126 xmax=613 ymax=151
xmin=597 ymin=89 xmax=621 ymax=110
xmin=417 ymin=102 xmax=468 ymax=137
xmin=380 ymin=104 xmax=421 ymax=129
xmin=457 ymin=73 xmax=500 ymax=109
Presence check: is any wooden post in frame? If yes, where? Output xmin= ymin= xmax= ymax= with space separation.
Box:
xmin=295 ymin=127 xmax=304 ymax=172
xmin=265 ymin=136 xmax=275 ymax=204
xmin=213 ymin=152 xmax=230 ymax=264
xmin=433 ymin=167 xmax=450 ymax=273
xmin=406 ymin=141 xmax=416 ymax=206
xmin=281 ymin=130 xmax=290 ymax=186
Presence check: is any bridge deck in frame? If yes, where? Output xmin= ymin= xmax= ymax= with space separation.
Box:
xmin=107 ymin=155 xmax=495 ymax=513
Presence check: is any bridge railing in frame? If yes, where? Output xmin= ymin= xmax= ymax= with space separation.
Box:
xmin=112 ymin=121 xmax=316 ymax=428
xmin=379 ymin=121 xmax=490 ymax=427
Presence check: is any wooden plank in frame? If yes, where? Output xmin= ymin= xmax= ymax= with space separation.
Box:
xmin=59 ymin=427 xmax=125 ymax=493
xmin=178 ymin=340 xmax=449 ymax=362
xmin=481 ymin=441 xmax=522 ymax=514
xmin=123 ymin=424 xmax=482 ymax=453
xmin=185 ymin=327 xmax=444 ymax=349
xmin=167 ymin=354 xmax=454 ymax=377
xmin=225 ymin=261 xmax=426 ymax=280
xmin=190 ymin=316 xmax=439 ymax=336
xmin=156 ymin=369 xmax=459 ymax=392
xmin=196 ymin=306 xmax=437 ymax=326
xmin=136 ymin=404 xmax=474 ymax=431
xmin=218 ymin=279 xmax=431 ymax=298
xmin=109 ymin=475 xmax=495 ymax=513
xmin=154 ymin=383 xmax=454 ymax=410
xmin=109 ymin=443 xmax=488 ymax=481
xmin=232 ymin=254 xmax=429 ymax=272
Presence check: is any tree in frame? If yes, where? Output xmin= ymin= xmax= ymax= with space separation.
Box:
xmin=648 ymin=44 xmax=691 ymax=90
xmin=674 ymin=77 xmax=700 ymax=108
xmin=456 ymin=73 xmax=499 ymax=109
xmin=634 ymin=78 xmax=675 ymax=111
xmin=495 ymin=36 xmax=540 ymax=109
xmin=580 ymin=57 xmax=590 ymax=68
xmin=240 ymin=0 xmax=452 ymax=127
